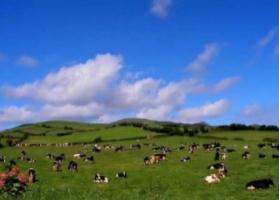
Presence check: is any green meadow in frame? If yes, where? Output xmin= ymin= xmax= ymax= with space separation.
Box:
xmin=0 ymin=121 xmax=278 ymax=200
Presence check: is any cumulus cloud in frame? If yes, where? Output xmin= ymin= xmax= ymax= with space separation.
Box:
xmin=240 ymin=104 xmax=279 ymax=125
xmin=7 ymin=54 xmax=122 ymax=105
xmin=41 ymin=103 xmax=105 ymax=120
xmin=136 ymin=105 xmax=172 ymax=121
xmin=243 ymin=104 xmax=262 ymax=116
xmin=0 ymin=53 xmax=239 ymax=127
xmin=187 ymin=76 xmax=240 ymax=94
xmin=17 ymin=55 xmax=39 ymax=67
xmin=0 ymin=106 xmax=34 ymax=124
xmin=257 ymin=26 xmax=279 ymax=48
xmin=186 ymin=43 xmax=219 ymax=74
xmin=178 ymin=99 xmax=229 ymax=123
xmin=151 ymin=0 xmax=172 ymax=18
xmin=213 ymin=76 xmax=241 ymax=92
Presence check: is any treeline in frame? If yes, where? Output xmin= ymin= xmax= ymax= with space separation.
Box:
xmin=216 ymin=124 xmax=279 ymax=131
xmin=116 ymin=121 xmax=279 ymax=136
xmin=116 ymin=122 xmax=209 ymax=136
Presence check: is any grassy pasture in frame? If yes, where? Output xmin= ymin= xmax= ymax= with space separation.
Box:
xmin=0 ymin=125 xmax=278 ymax=200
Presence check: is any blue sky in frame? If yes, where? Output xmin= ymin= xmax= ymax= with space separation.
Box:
xmin=0 ymin=0 xmax=279 ymax=129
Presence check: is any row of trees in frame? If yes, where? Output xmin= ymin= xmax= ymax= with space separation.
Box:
xmin=216 ymin=124 xmax=279 ymax=131
xmin=117 ymin=122 xmax=209 ymax=136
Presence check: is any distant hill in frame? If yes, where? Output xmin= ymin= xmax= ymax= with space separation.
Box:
xmin=0 ymin=118 xmax=278 ymax=141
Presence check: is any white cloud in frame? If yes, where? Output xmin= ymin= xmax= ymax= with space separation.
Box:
xmin=243 ymin=104 xmax=262 ymax=116
xmin=213 ymin=76 xmax=240 ymax=92
xmin=7 ymin=53 xmax=122 ymax=105
xmin=239 ymin=104 xmax=279 ymax=125
xmin=151 ymin=0 xmax=172 ymax=18
xmin=257 ymin=27 xmax=279 ymax=48
xmin=0 ymin=106 xmax=34 ymax=124
xmin=136 ymin=105 xmax=172 ymax=121
xmin=1 ymin=53 xmax=239 ymax=127
xmin=178 ymin=99 xmax=229 ymax=123
xmin=17 ymin=55 xmax=39 ymax=67
xmin=41 ymin=103 xmax=105 ymax=120
xmin=186 ymin=43 xmax=219 ymax=74
xmin=96 ymin=114 xmax=130 ymax=123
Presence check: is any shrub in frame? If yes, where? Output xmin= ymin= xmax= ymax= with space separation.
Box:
xmin=0 ymin=167 xmax=28 ymax=198
xmin=263 ymin=137 xmax=278 ymax=143
xmin=93 ymin=137 xmax=102 ymax=143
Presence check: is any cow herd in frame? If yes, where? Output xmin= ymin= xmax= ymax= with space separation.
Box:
xmin=1 ymin=140 xmax=279 ymax=192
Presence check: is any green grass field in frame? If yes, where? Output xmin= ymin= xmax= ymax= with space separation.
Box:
xmin=0 ymin=122 xmax=278 ymax=200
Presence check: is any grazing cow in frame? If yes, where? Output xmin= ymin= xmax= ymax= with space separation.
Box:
xmin=103 ymin=144 xmax=114 ymax=150
xmin=53 ymin=154 xmax=65 ymax=163
xmin=272 ymin=154 xmax=279 ymax=159
xmin=204 ymin=171 xmax=225 ymax=184
xmin=115 ymin=146 xmax=124 ymax=152
xmin=116 ymin=171 xmax=127 ymax=178
xmin=214 ymin=150 xmax=220 ymax=161
xmin=246 ymin=178 xmax=274 ymax=190
xmin=92 ymin=144 xmax=101 ymax=153
xmin=152 ymin=146 xmax=171 ymax=153
xmin=180 ymin=156 xmax=191 ymax=163
xmin=258 ymin=153 xmax=266 ymax=159
xmin=0 ymin=155 xmax=6 ymax=163
xmin=73 ymin=153 xmax=86 ymax=159
xmin=208 ymin=163 xmax=224 ymax=170
xmin=178 ymin=144 xmax=185 ymax=151
xmin=27 ymin=168 xmax=37 ymax=183
xmin=68 ymin=161 xmax=78 ymax=172
xmin=84 ymin=156 xmax=95 ymax=163
xmin=53 ymin=161 xmax=62 ymax=172
xmin=46 ymin=153 xmax=53 ymax=160
xmin=144 ymin=154 xmax=166 ymax=165
xmin=94 ymin=173 xmax=109 ymax=183
xmin=242 ymin=151 xmax=250 ymax=160
xmin=257 ymin=144 xmax=266 ymax=149
xmin=130 ymin=144 xmax=141 ymax=150
xmin=9 ymin=159 xmax=16 ymax=166
xmin=221 ymin=153 xmax=227 ymax=160
xmin=26 ymin=157 xmax=36 ymax=163
xmin=21 ymin=150 xmax=26 ymax=156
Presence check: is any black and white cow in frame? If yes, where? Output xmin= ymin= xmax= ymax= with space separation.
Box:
xmin=53 ymin=161 xmax=62 ymax=172
xmin=242 ymin=151 xmax=250 ymax=160
xmin=258 ymin=153 xmax=266 ymax=159
xmin=178 ymin=144 xmax=185 ymax=151
xmin=27 ymin=168 xmax=37 ymax=183
xmin=208 ymin=162 xmax=224 ymax=169
xmin=272 ymin=154 xmax=279 ymax=159
xmin=180 ymin=156 xmax=191 ymax=163
xmin=246 ymin=178 xmax=274 ymax=190
xmin=0 ymin=155 xmax=6 ymax=163
xmin=115 ymin=146 xmax=124 ymax=152
xmin=130 ymin=144 xmax=141 ymax=150
xmin=73 ymin=153 xmax=86 ymax=159
xmin=116 ymin=171 xmax=127 ymax=178
xmin=257 ymin=143 xmax=266 ymax=149
xmin=214 ymin=150 xmax=220 ymax=161
xmin=9 ymin=159 xmax=16 ymax=166
xmin=68 ymin=161 xmax=78 ymax=172
xmin=94 ymin=173 xmax=109 ymax=183
xmin=84 ymin=156 xmax=95 ymax=163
